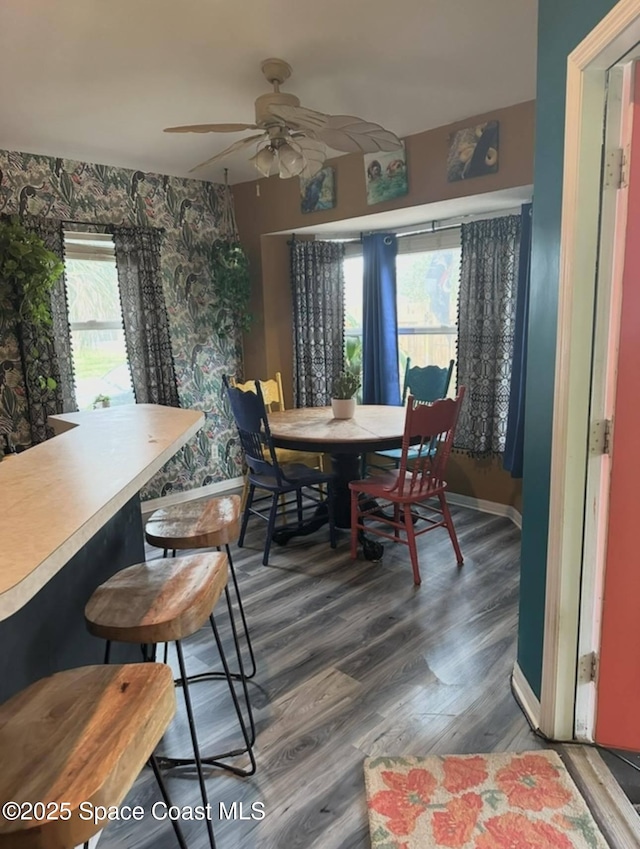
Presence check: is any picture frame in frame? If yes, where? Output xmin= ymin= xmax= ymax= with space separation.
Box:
xmin=363 ymin=145 xmax=408 ymax=206
xmin=447 ymin=120 xmax=499 ymax=182
xmin=300 ymin=166 xmax=336 ymax=214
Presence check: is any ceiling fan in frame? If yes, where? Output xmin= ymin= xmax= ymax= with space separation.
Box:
xmin=164 ymin=58 xmax=403 ymax=179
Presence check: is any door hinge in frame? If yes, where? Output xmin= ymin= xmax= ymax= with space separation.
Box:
xmin=604 ymin=147 xmax=629 ymax=189
xmin=579 ymin=651 xmax=599 ymax=683
xmin=589 ymin=418 xmax=612 ymax=455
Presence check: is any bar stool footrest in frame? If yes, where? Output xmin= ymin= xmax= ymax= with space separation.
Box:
xmin=156 ymin=752 xmax=256 ymax=778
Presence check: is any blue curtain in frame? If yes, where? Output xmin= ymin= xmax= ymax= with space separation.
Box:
xmin=503 ymin=203 xmax=532 ymax=477
xmin=362 ymin=233 xmax=401 ymax=405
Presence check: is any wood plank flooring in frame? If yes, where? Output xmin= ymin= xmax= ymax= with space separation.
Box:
xmin=97 ymin=504 xmax=542 ymax=849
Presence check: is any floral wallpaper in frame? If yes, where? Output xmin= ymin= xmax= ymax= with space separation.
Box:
xmin=0 ymin=148 xmax=244 ymax=498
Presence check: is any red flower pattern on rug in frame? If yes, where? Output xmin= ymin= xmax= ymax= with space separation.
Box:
xmin=443 ymin=757 xmax=488 ymax=794
xmin=475 ymin=812 xmax=574 ymax=849
xmin=432 ymin=793 xmax=483 ymax=847
xmin=495 ymin=753 xmax=573 ymax=811
xmin=370 ymin=767 xmax=437 ymax=835
xmin=364 ymin=751 xmax=609 ymax=848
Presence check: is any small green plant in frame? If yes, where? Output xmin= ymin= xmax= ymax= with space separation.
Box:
xmin=209 ymin=239 xmax=252 ymax=336
xmin=332 ymin=372 xmax=361 ymax=400
xmin=0 ymin=217 xmax=64 ymax=328
xmin=93 ymin=394 xmax=110 ymax=407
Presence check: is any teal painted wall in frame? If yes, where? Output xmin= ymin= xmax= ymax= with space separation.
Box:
xmin=518 ymin=0 xmax=618 ymax=698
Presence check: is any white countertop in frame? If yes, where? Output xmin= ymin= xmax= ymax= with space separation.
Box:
xmin=0 ymin=404 xmax=203 ymax=621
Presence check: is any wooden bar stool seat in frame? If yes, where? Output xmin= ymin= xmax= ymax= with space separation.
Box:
xmin=85 ymin=553 xmax=228 ymax=645
xmin=145 ymin=497 xmax=241 ymax=551
xmin=0 ymin=664 xmax=189 ymax=849
xmin=84 ymin=552 xmax=256 ymax=849
xmin=144 ymin=495 xmax=256 ymax=680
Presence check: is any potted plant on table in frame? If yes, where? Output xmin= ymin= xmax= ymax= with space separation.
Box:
xmin=93 ymin=394 xmax=110 ymax=409
xmin=331 ymin=372 xmax=361 ymax=419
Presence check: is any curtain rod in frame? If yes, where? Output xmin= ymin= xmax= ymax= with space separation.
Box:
xmin=318 ymin=204 xmax=525 ymax=243
xmin=62 ymin=219 xmax=165 ymax=233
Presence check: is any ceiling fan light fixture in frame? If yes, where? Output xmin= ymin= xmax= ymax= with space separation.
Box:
xmin=277 ymin=142 xmax=305 ymax=178
xmin=251 ymin=145 xmax=277 ymax=177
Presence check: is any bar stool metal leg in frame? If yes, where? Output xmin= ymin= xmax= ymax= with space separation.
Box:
xmin=150 ymin=753 xmax=190 ymax=849
xmin=175 ymin=639 xmax=217 ymax=849
xmin=201 ymin=605 xmax=256 ymax=776
xmin=171 ymin=543 xmax=256 ymax=683
xmin=159 ymin=596 xmax=256 ymax=776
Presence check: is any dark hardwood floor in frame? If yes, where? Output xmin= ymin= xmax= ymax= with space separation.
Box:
xmin=97 ymin=503 xmax=542 ymax=849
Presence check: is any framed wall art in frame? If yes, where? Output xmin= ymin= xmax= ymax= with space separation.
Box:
xmin=447 ymin=120 xmax=499 ymax=182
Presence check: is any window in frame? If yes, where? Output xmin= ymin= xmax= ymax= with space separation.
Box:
xmin=342 ymin=229 xmax=461 ymax=394
xmin=396 ymin=229 xmax=460 ymax=395
xmin=64 ymin=232 xmax=134 ymax=410
xmin=343 ymin=246 xmax=364 ymax=387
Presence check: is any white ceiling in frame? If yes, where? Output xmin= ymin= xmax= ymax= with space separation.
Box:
xmin=0 ymin=0 xmax=538 ymax=184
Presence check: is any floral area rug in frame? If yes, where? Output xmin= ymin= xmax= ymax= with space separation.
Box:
xmin=364 ymin=750 xmax=609 ymax=848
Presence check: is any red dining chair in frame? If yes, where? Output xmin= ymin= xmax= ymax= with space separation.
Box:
xmin=349 ymin=388 xmax=466 ymax=586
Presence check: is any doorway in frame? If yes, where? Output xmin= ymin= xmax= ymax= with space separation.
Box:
xmin=542 ymin=0 xmax=640 ymax=745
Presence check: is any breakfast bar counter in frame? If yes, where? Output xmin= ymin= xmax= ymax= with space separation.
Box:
xmin=0 ymin=404 xmax=203 ymax=701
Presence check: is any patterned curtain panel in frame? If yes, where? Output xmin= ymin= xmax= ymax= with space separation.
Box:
xmin=20 ymin=217 xmax=76 ymax=443
xmin=111 ymin=226 xmax=180 ymax=407
xmin=290 ymin=240 xmax=345 ymax=407
xmin=456 ymin=214 xmax=521 ymax=455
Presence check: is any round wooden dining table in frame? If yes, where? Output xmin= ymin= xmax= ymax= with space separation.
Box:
xmin=268 ymin=405 xmax=407 ymax=528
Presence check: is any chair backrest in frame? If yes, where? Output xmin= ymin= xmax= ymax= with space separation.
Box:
xmin=395 ymin=386 xmax=466 ymax=497
xmin=222 ymin=375 xmax=283 ymax=483
xmin=230 ymin=372 xmax=286 ymax=411
xmin=401 ymin=358 xmax=455 ymax=405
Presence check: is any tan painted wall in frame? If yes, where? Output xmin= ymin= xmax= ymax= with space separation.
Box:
xmin=233 ymin=100 xmax=535 ymax=509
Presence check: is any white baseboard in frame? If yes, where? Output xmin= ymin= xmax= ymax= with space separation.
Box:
xmin=141 ymin=476 xmax=244 ymax=517
xmin=447 ymin=492 xmax=522 ymax=528
xmin=511 ymin=661 xmax=541 ymax=731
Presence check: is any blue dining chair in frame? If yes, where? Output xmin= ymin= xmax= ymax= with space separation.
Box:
xmin=363 ymin=358 xmax=455 ymax=475
xmin=223 ymin=375 xmax=337 ymax=566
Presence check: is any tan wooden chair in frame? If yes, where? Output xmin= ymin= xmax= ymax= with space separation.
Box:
xmin=230 ymin=372 xmax=325 ymax=509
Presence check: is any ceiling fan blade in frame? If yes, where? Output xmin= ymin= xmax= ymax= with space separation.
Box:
xmin=266 ymin=104 xmax=329 ymax=131
xmin=312 ymin=115 xmax=403 ymax=154
xmin=188 ymin=133 xmax=266 ymax=172
xmin=164 ymin=123 xmax=258 ymax=133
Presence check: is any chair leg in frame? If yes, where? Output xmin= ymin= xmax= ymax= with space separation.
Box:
xmin=223 ymin=543 xmax=257 ymax=679
xmin=149 ymin=754 xmax=191 ymax=849
xmin=204 ymin=608 xmax=257 ymax=776
xmin=404 ymin=503 xmax=421 ymax=586
xmin=221 ymin=584 xmax=256 ymax=744
xmin=439 ymin=492 xmax=463 ymax=565
xmin=324 ymin=481 xmax=336 ymax=549
xmin=238 ymin=484 xmax=255 ymax=547
xmin=240 ymin=474 xmax=250 ymax=512
xmin=350 ymin=490 xmax=358 ymax=559
xmin=263 ymin=493 xmax=279 ymax=566
xmin=174 ymin=640 xmax=217 ymax=849
xmin=296 ymin=488 xmax=303 ymax=527
xmin=393 ymin=503 xmax=400 ymax=540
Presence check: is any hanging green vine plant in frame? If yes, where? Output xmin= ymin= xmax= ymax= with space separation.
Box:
xmin=208 ymin=170 xmax=252 ymax=338
xmin=209 ymin=238 xmax=252 ymax=337
xmin=0 ymin=216 xmax=64 ymax=328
